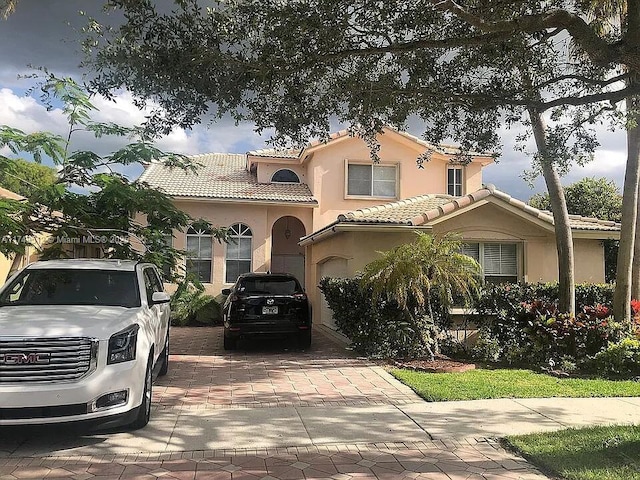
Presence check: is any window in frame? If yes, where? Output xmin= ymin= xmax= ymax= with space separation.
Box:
xmin=463 ymin=242 xmax=518 ymax=283
xmin=186 ymin=226 xmax=212 ymax=283
xmin=447 ymin=166 xmax=463 ymax=196
xmin=347 ymin=163 xmax=397 ymax=197
xmin=225 ymin=223 xmax=252 ymax=283
xmin=271 ymin=169 xmax=300 ymax=183
xmin=161 ymin=233 xmax=173 ymax=280
xmin=143 ymin=267 xmax=163 ymax=304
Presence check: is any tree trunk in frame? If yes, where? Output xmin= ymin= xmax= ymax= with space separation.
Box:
xmin=528 ymin=108 xmax=576 ymax=315
xmin=626 ymin=2 xmax=640 ymax=307
xmin=632 ymin=195 xmax=640 ymax=299
xmin=614 ymin=92 xmax=640 ymax=322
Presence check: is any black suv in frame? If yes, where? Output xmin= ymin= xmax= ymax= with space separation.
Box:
xmin=221 ymin=273 xmax=311 ymax=350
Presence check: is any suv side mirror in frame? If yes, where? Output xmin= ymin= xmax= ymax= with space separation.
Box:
xmin=151 ymin=291 xmax=171 ymax=304
xmin=221 ymin=288 xmax=231 ymax=295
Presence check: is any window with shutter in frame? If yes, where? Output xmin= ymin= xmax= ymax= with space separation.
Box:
xmin=347 ymin=163 xmax=397 ymax=198
xmin=447 ymin=167 xmax=463 ymax=196
xmin=462 ymin=242 xmax=518 ymax=283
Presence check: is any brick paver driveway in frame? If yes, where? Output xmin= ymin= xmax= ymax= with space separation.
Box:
xmin=0 ymin=327 xmax=547 ymax=480
xmin=153 ymin=326 xmax=419 ymax=409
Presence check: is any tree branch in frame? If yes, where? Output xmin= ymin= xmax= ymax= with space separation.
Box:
xmin=431 ymin=1 xmax=624 ymax=69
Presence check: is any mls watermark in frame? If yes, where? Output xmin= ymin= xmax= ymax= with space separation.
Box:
xmin=1 ymin=235 xmax=128 ymax=245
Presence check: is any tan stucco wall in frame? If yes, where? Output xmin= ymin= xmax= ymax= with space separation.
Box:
xmin=256 ymin=163 xmax=307 ymax=185
xmin=305 ymin=136 xmax=486 ymax=231
xmin=306 ymin=202 xmax=608 ymax=324
xmin=172 ymin=199 xmax=313 ymax=295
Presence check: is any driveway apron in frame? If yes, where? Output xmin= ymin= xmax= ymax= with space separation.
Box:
xmin=0 ymin=326 xmax=548 ymax=479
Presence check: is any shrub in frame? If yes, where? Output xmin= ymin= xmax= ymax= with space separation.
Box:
xmin=588 ymin=338 xmax=640 ymax=376
xmin=318 ymin=276 xmax=450 ymax=358
xmin=469 ymin=282 xmax=619 ymax=370
xmin=170 ymin=276 xmax=220 ymax=326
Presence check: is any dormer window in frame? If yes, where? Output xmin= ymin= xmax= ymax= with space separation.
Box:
xmin=271 ymin=169 xmax=300 ymax=183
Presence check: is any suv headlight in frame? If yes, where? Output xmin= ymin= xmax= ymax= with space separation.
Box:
xmin=107 ymin=325 xmax=139 ymax=364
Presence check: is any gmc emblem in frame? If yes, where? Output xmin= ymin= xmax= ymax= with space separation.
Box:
xmin=0 ymin=353 xmax=51 ymax=365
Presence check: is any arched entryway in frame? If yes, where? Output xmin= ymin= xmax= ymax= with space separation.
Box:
xmin=271 ymin=216 xmax=306 ymax=286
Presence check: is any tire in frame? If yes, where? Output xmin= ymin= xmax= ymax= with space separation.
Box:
xmin=158 ymin=332 xmax=169 ymax=376
xmin=129 ymin=356 xmax=153 ymax=430
xmin=298 ymin=330 xmax=312 ymax=350
xmin=223 ymin=334 xmax=237 ymax=350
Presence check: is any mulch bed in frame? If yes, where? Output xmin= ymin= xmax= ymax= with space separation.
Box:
xmin=391 ymin=355 xmax=477 ymax=373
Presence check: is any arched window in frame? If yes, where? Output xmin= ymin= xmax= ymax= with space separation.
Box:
xmin=225 ymin=223 xmax=252 ymax=283
xmin=271 ymin=169 xmax=300 ymax=183
xmin=186 ymin=226 xmax=212 ymax=283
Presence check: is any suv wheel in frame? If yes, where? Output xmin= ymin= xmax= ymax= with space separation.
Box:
xmin=158 ymin=332 xmax=169 ymax=376
xmin=130 ymin=356 xmax=153 ymax=430
xmin=298 ymin=330 xmax=312 ymax=350
xmin=223 ymin=334 xmax=237 ymax=350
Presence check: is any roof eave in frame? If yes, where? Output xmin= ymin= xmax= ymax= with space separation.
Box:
xmin=172 ymin=196 xmax=318 ymax=207
xmin=299 ymin=222 xmax=432 ymax=246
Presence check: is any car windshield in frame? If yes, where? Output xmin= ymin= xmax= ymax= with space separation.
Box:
xmin=238 ymin=277 xmax=301 ymax=295
xmin=0 ymin=269 xmax=141 ymax=308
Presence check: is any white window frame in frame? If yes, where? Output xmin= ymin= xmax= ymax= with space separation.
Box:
xmin=344 ymin=161 xmax=399 ymax=199
xmin=447 ymin=166 xmax=463 ymax=196
xmin=462 ymin=242 xmax=520 ymax=283
xmin=186 ymin=226 xmax=213 ymax=283
xmin=225 ymin=223 xmax=253 ymax=284
xmin=160 ymin=233 xmax=174 ymax=280
xmin=271 ymin=169 xmax=301 ymax=184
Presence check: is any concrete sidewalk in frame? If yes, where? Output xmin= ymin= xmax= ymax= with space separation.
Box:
xmin=2 ymin=397 xmax=639 ymax=457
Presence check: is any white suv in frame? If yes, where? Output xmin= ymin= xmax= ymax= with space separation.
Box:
xmin=0 ymin=259 xmax=170 ymax=430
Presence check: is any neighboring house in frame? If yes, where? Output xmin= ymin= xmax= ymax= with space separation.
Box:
xmin=139 ymin=127 xmax=620 ymax=329
xmin=0 ymin=187 xmax=103 ymax=284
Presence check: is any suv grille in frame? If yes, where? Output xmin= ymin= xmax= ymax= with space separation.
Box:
xmin=0 ymin=337 xmax=98 ymax=383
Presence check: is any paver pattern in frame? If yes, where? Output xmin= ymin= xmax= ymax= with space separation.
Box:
xmin=0 ymin=440 xmax=547 ymax=480
xmin=0 ymin=327 xmax=548 ymax=479
xmin=153 ymin=328 xmax=419 ymax=409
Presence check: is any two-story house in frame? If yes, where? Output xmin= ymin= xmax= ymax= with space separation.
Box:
xmin=139 ymin=127 xmax=620 ymax=329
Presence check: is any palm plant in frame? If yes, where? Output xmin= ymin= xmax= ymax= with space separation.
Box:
xmin=361 ymin=232 xmax=481 ymax=360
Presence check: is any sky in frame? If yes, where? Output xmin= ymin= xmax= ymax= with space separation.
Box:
xmin=0 ymin=0 xmax=628 ymax=201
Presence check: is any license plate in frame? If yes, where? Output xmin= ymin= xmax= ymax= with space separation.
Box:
xmin=262 ymin=306 xmax=278 ymax=315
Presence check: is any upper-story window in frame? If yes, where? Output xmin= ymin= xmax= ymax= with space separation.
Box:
xmin=271 ymin=169 xmax=300 ymax=183
xmin=186 ymin=226 xmax=212 ymax=283
xmin=225 ymin=223 xmax=252 ymax=283
xmin=462 ymin=242 xmax=518 ymax=284
xmin=347 ymin=163 xmax=397 ymax=198
xmin=447 ymin=166 xmax=463 ymax=196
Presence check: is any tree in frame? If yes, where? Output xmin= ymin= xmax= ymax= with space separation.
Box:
xmin=0 ymin=157 xmax=57 ymax=198
xmin=360 ymin=232 xmax=481 ymax=360
xmin=84 ymin=1 xmax=635 ymax=317
xmin=0 ymin=71 xmax=227 ymax=276
xmin=530 ymin=177 xmax=622 ymax=282
xmin=529 ymin=177 xmax=623 ymax=223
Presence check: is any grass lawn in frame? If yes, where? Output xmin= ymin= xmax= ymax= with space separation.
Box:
xmin=506 ymin=425 xmax=640 ymax=480
xmin=390 ymin=368 xmax=640 ymax=401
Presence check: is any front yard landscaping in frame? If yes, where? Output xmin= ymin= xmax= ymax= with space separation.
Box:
xmin=506 ymin=425 xmax=640 ymax=480
xmin=391 ymin=368 xmax=640 ymax=402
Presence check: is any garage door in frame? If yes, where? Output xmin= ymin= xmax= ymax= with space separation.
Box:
xmin=317 ymin=257 xmax=348 ymax=330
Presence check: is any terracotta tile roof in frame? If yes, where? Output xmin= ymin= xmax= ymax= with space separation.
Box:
xmin=337 ymin=184 xmax=620 ymax=232
xmin=138 ymin=153 xmax=317 ymax=204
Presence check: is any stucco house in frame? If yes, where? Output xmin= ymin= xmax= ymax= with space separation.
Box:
xmin=139 ymin=127 xmax=620 ymax=330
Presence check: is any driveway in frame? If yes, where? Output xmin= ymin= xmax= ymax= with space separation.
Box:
xmin=0 ymin=326 xmax=549 ymax=479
